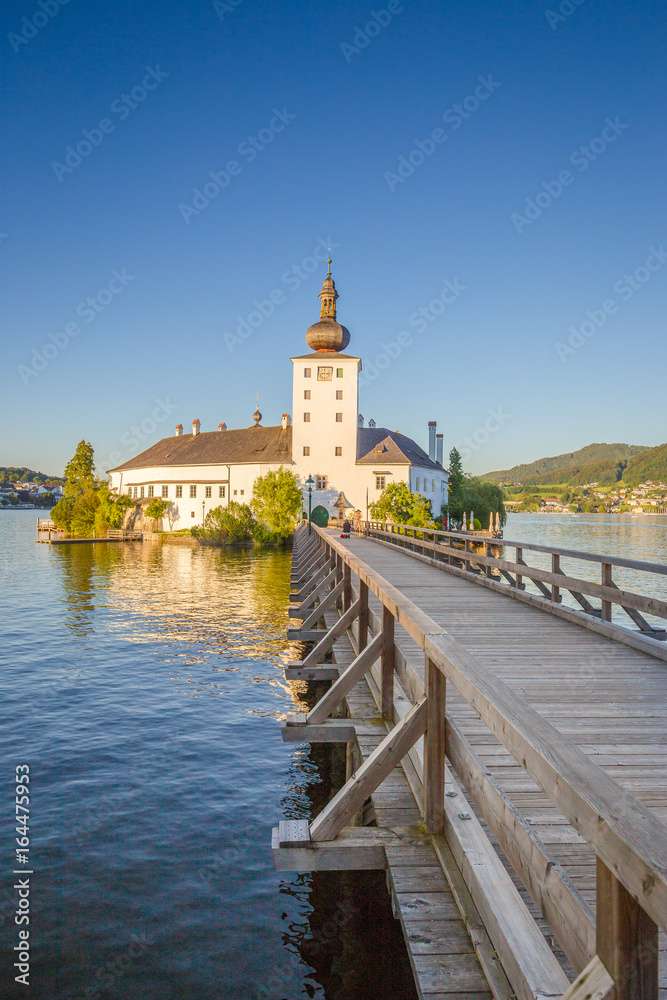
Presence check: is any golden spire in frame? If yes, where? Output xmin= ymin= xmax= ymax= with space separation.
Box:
xmin=319 ymin=259 xmax=338 ymax=320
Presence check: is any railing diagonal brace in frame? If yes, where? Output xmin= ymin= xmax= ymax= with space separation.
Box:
xmin=306 ymin=632 xmax=383 ymax=725
xmin=310 ymin=697 xmax=427 ymax=842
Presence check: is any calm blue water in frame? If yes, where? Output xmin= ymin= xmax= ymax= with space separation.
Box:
xmin=0 ymin=511 xmax=415 ymax=1000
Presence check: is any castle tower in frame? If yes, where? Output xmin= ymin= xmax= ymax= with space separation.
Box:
xmin=291 ymin=264 xmax=361 ymax=501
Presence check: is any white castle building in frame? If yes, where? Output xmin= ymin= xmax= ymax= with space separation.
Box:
xmin=108 ymin=266 xmax=448 ymax=529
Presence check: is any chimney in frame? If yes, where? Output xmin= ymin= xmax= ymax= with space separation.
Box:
xmin=428 ymin=421 xmax=437 ymax=461
xmin=175 ymin=424 xmax=183 ymax=437
xmin=281 ymin=413 xmax=291 ymax=430
xmin=436 ymin=433 xmax=444 ymax=466
xmin=192 ymin=419 xmax=200 ymax=436
xmin=218 ymin=422 xmax=227 ymax=431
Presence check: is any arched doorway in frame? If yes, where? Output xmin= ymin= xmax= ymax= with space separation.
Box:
xmin=310 ymin=505 xmax=329 ymax=527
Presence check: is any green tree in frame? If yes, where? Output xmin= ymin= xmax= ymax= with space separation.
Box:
xmin=63 ymin=441 xmax=96 ymax=497
xmin=200 ymin=502 xmax=255 ymax=543
xmin=144 ymin=497 xmax=169 ymax=528
xmin=447 ymin=448 xmax=465 ymax=513
xmin=94 ymin=490 xmax=134 ymax=534
xmin=370 ymin=481 xmax=433 ymax=526
xmin=70 ymin=489 xmax=101 ymax=537
xmin=443 ymin=448 xmax=506 ymax=526
xmin=250 ymin=466 xmax=302 ymax=537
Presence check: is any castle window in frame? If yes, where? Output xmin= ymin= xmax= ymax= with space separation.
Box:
xmin=191 ymin=511 xmax=195 ymax=518
xmin=336 ymin=390 xmax=343 ymax=400
xmin=304 ymin=413 xmax=310 ymax=422
xmin=190 ymin=485 xmax=197 ymax=498
xmin=335 ymin=447 xmax=342 ymax=456
xmin=335 ymin=413 xmax=343 ymax=422
xmin=148 ymin=486 xmax=154 ymax=498
xmin=304 ymin=368 xmax=311 ymax=378
xmin=304 ymin=390 xmax=311 ymax=399
xmin=175 ymin=485 xmax=183 ymax=498
xmin=432 ymin=480 xmax=435 ymax=492
xmin=219 ymin=485 xmax=226 ymax=498
xmin=336 ymin=369 xmax=343 ymax=378
xmin=416 ymin=478 xmax=420 ymax=491
xmin=205 ymin=486 xmax=212 ymax=498
xmin=315 ymin=475 xmax=327 ymax=490
xmin=161 ymin=486 xmax=168 ymax=498
xmin=376 ymin=476 xmax=386 ymax=490
xmin=240 ymin=490 xmax=245 ymax=496
xmin=140 ymin=486 xmax=145 ymax=498
xmin=303 ymin=446 xmax=310 ymax=456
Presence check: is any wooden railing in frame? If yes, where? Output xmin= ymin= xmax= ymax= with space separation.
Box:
xmin=107 ymin=529 xmax=142 ymax=539
xmin=364 ymin=520 xmax=667 ymax=643
xmin=280 ymin=524 xmax=667 ymax=1000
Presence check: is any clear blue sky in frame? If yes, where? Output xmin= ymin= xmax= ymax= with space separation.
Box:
xmin=2 ymin=0 xmax=665 ymax=477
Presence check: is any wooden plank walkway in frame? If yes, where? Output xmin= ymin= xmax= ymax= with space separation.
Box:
xmin=338 ymin=532 xmax=667 ymax=996
xmin=319 ymin=605 xmax=505 ymax=1000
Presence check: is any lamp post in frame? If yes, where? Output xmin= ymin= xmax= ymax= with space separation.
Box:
xmin=306 ymin=474 xmax=314 ymax=535
xmin=202 ymin=501 xmax=205 ymax=526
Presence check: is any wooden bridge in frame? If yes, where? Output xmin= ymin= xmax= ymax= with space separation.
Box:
xmin=272 ymin=521 xmax=667 ymax=1000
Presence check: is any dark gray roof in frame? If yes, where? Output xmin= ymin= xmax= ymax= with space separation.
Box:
xmin=356 ymin=428 xmax=444 ymax=471
xmin=108 ymin=426 xmax=292 ymax=472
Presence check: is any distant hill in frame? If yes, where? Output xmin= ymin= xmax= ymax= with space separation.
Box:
xmin=483 ymin=443 xmax=651 ymax=487
xmin=0 ymin=466 xmax=64 ymax=485
xmin=622 ymin=443 xmax=667 ymax=486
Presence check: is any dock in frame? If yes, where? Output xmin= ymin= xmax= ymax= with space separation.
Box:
xmin=35 ymin=519 xmax=143 ymax=544
xmin=273 ymin=521 xmax=667 ymax=999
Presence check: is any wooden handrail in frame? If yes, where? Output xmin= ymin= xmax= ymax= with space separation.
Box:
xmin=313 ymin=524 xmax=667 ymax=935
xmin=364 ymin=521 xmax=667 ymax=638
xmin=364 ymin=520 xmax=667 ymax=575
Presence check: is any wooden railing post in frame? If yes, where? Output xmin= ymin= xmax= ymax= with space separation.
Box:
xmin=601 ymin=563 xmax=612 ymax=621
xmin=485 ymin=541 xmax=493 ymax=578
xmin=335 ymin=552 xmax=343 ymax=610
xmin=358 ymin=580 xmax=369 ymax=652
xmin=424 ymin=656 xmax=446 ymax=834
xmin=552 ymin=553 xmax=560 ymax=604
xmin=596 ymin=857 xmax=658 ymax=1000
xmin=381 ymin=604 xmax=395 ymax=721
xmin=343 ymin=563 xmax=352 ymax=612
xmin=516 ymin=546 xmax=523 ymax=590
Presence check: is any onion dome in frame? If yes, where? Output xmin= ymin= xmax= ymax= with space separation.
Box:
xmin=305 ymin=259 xmax=351 ymax=352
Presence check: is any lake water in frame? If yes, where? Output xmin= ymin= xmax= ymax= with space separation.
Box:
xmin=0 ymin=510 xmax=415 ymax=1000
xmin=2 ymin=510 xmax=666 ymax=1000
xmin=504 ymin=512 xmax=667 ymax=629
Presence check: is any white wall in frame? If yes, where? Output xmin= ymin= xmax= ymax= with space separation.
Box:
xmin=108 ymin=461 xmax=285 ymax=531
